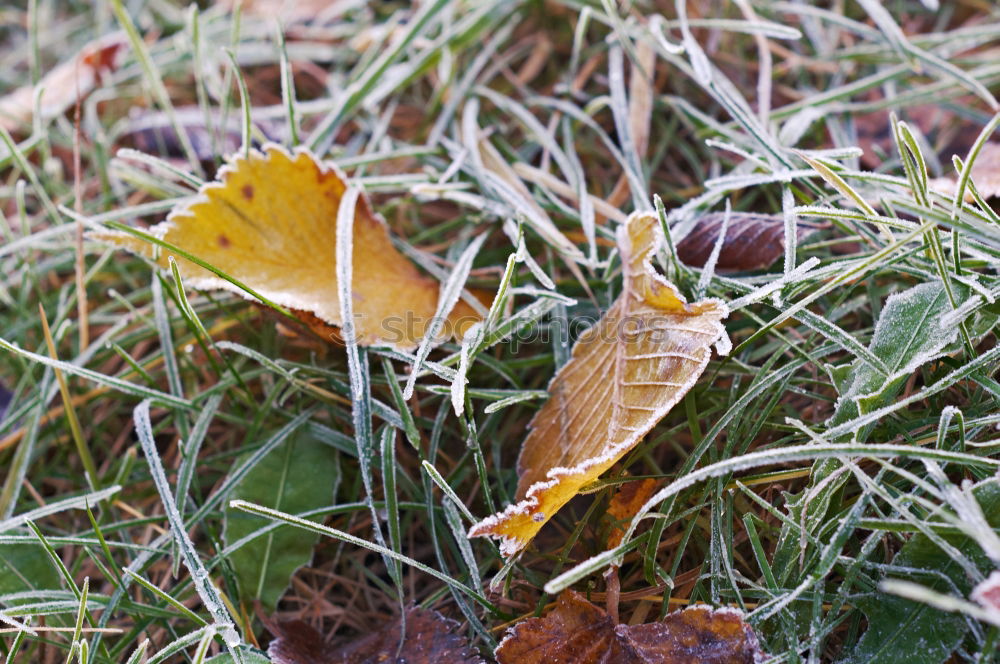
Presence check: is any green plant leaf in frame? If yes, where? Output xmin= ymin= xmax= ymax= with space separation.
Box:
xmin=829 ymin=280 xmax=964 ymax=437
xmin=840 ymin=481 xmax=1000 ymax=663
xmin=773 ymin=281 xmax=969 ymax=582
xmin=0 ymin=542 xmax=62 ymax=596
xmin=223 ymin=430 xmax=339 ymax=612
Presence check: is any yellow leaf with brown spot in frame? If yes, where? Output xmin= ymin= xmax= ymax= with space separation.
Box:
xmin=468 ymin=212 xmax=728 ymax=557
xmin=96 ymin=143 xmax=482 ymax=350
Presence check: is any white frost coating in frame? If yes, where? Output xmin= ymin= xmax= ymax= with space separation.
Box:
xmin=952 ymin=273 xmax=997 ymax=303
xmin=832 ymin=281 xmax=965 ymax=435
xmin=0 ymin=611 xmax=36 ymax=636
xmin=827 ymin=343 xmax=1000 ymax=441
xmin=470 ymin=466 xmax=568 ymax=557
xmin=709 ymin=605 xmax=749 ymax=618
xmin=934 ymin=473 xmax=1000 ymax=566
xmin=715 ymin=329 xmax=733 ymax=356
xmin=133 ymin=401 xmax=241 ymax=651
xmin=0 ymin=485 xmax=122 ymax=534
xmin=336 ymin=183 xmax=392 ymax=564
xmin=515 ymin=225 xmax=558 ymax=290
xmin=404 ymin=232 xmax=488 ymax=400
xmin=469 ymin=211 xmax=729 ymax=556
xmin=598 ymin=443 xmax=1000 ymax=569
xmin=696 ymin=201 xmax=731 ymax=298
xmin=495 ymin=630 xmax=517 ymax=652
xmin=450 ymin=322 xmax=483 ymax=417
xmin=940 ymin=294 xmax=984 ymax=329
xmin=508 ymin=286 xmax=578 ymax=305
xmin=728 ymin=257 xmax=821 ymax=311
xmin=676 ymin=0 xmax=713 ymax=86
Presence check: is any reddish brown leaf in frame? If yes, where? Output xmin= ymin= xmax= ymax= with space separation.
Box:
xmin=495 ymin=590 xmax=766 ymax=664
xmin=606 ymin=478 xmax=659 ymax=550
xmin=675 ymin=213 xmax=820 ymax=273
xmin=267 ymin=621 xmax=330 ymax=664
xmin=266 ymin=607 xmax=484 ymax=664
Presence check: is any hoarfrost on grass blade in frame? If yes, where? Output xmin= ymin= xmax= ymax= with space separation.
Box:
xmin=583 ymin=443 xmax=1000 ymax=572
xmin=404 ymin=232 xmax=487 ymax=400
xmin=133 ymin=401 xmax=241 ymax=652
xmin=0 ymin=485 xmax=122 ymax=534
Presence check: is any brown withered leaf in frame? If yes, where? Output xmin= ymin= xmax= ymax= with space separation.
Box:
xmin=495 ymin=590 xmax=766 ymax=664
xmin=267 ymin=620 xmax=330 ymax=664
xmin=929 ymin=142 xmax=1000 ymax=201
xmin=675 ymin=212 xmax=821 ymax=273
xmin=267 ymin=607 xmax=484 ymax=664
xmin=468 ymin=212 xmax=729 ymax=557
xmin=0 ymin=33 xmax=127 ymax=131
xmin=95 ymin=143 xmax=482 ymax=351
xmin=120 ymin=107 xmax=281 ymax=164
xmin=606 ymin=478 xmax=659 ymax=550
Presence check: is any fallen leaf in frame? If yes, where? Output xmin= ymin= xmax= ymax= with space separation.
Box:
xmin=494 ymin=590 xmax=766 ymax=664
xmin=971 ymin=570 xmax=1000 ymax=612
xmin=840 ymin=482 xmax=1000 ymax=664
xmin=121 ymin=106 xmax=281 ymax=164
xmin=266 ymin=607 xmax=484 ymax=664
xmin=676 ymin=212 xmax=821 ymax=272
xmin=96 ymin=143 xmax=482 ymax=350
xmin=0 ymin=33 xmax=127 ymax=131
xmin=223 ymin=429 xmax=338 ymax=612
xmin=267 ymin=621 xmax=329 ymax=664
xmin=929 ymin=142 xmax=1000 ymax=201
xmin=468 ymin=212 xmax=728 ymax=556
xmin=606 ymin=478 xmax=659 ymax=550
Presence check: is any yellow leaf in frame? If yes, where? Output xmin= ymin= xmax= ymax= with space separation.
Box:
xmin=468 ymin=212 xmax=728 ymax=557
xmin=96 ymin=143 xmax=482 ymax=350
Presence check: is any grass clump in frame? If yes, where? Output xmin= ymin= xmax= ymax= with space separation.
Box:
xmin=1 ymin=0 xmax=1000 ymax=662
